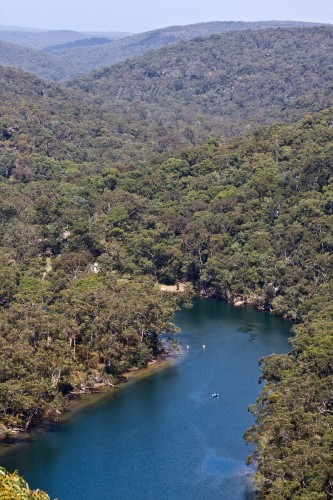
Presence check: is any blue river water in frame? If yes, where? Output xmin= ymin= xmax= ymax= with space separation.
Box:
xmin=0 ymin=298 xmax=291 ymax=500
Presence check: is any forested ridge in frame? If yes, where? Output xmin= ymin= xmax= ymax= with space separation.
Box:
xmin=2 ymin=27 xmax=333 ymax=164
xmin=0 ymin=23 xmax=332 ymax=499
xmin=0 ymin=29 xmax=104 ymax=50
xmin=48 ymin=20 xmax=323 ymax=77
xmin=0 ymin=21 xmax=326 ymax=80
xmin=0 ymin=41 xmax=76 ymax=81
xmin=70 ymin=27 xmax=333 ymax=140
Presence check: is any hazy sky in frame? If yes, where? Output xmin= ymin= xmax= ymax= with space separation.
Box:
xmin=1 ymin=0 xmax=333 ymax=33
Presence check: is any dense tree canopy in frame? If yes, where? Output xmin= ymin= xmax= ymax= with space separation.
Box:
xmin=0 ymin=21 xmax=322 ymax=80
xmin=0 ymin=25 xmax=333 ymax=498
xmin=0 ymin=41 xmax=74 ymax=81
xmin=48 ymin=21 xmax=323 ymax=77
xmin=1 ymin=85 xmax=332 ymax=495
xmin=2 ymin=27 xmax=333 ymax=168
xmin=70 ymin=27 xmax=333 ymax=141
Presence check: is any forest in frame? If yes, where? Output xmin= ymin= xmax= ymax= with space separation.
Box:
xmin=0 ymin=23 xmax=332 ymax=499
xmin=0 ymin=20 xmax=324 ymax=80
xmin=70 ymin=27 xmax=333 ymax=141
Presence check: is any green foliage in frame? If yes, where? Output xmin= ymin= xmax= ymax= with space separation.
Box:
xmin=0 ymin=466 xmax=51 ymax=499
xmin=0 ymin=22 xmax=321 ymax=80
xmin=0 ymin=32 xmax=333 ymax=498
xmin=0 ymin=41 xmax=73 ymax=81
xmin=2 ymin=27 xmax=333 ymax=169
xmin=70 ymin=26 xmax=333 ymax=146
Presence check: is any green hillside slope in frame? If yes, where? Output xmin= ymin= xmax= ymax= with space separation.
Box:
xmin=0 ymin=66 xmax=166 ymax=162
xmin=0 ymin=21 xmax=327 ymax=81
xmin=0 ymin=24 xmax=332 ymax=498
xmin=70 ymin=27 xmax=333 ymax=140
xmin=2 ymin=26 xmax=333 ymax=162
xmin=1 ymin=75 xmax=332 ymax=494
xmin=50 ymin=20 xmax=326 ymax=76
xmin=0 ymin=41 xmax=76 ymax=81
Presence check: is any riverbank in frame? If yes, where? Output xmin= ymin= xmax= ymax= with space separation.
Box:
xmin=0 ymin=298 xmax=291 ymax=500
xmin=0 ymin=284 xmax=289 ymax=451
xmin=0 ymin=354 xmax=178 ymax=456
xmin=65 ymin=355 xmax=177 ymax=420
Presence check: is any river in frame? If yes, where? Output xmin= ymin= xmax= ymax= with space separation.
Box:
xmin=0 ymin=298 xmax=291 ymax=500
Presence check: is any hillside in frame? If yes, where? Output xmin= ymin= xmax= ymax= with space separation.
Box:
xmin=2 ymin=27 xmax=333 ymax=163
xmin=0 ymin=41 xmax=76 ymax=81
xmin=0 ymin=67 xmax=332 ymax=494
xmin=0 ymin=66 xmax=147 ymax=162
xmin=69 ymin=27 xmax=333 ymax=140
xmin=0 ymin=23 xmax=333 ymax=498
xmin=0 ymin=26 xmax=131 ymax=48
xmin=0 ymin=29 xmax=99 ymax=50
xmin=0 ymin=24 xmax=48 ymax=32
xmin=44 ymin=37 xmax=112 ymax=51
xmin=49 ymin=20 xmax=326 ymax=76
xmin=0 ymin=21 xmax=326 ymax=81
xmin=0 ymin=65 xmax=189 ymax=163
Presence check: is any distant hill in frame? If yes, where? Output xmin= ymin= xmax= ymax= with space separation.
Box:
xmin=44 ymin=37 xmax=112 ymax=52
xmin=81 ymin=31 xmax=133 ymax=39
xmin=2 ymin=26 xmax=333 ymax=158
xmin=49 ymin=20 xmax=328 ymax=76
xmin=0 ymin=29 xmax=102 ymax=50
xmin=0 ymin=66 xmax=161 ymax=162
xmin=69 ymin=26 xmax=333 ymax=142
xmin=0 ymin=24 xmax=48 ymax=32
xmin=0 ymin=40 xmax=75 ymax=81
xmin=0 ymin=20 xmax=327 ymax=81
xmin=0 ymin=25 xmax=131 ymax=39
xmin=0 ymin=24 xmax=332 ymax=500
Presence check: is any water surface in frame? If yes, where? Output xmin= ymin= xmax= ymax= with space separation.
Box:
xmin=0 ymin=299 xmax=291 ymax=500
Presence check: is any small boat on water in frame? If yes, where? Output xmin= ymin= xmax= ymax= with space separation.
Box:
xmin=212 ymin=393 xmax=219 ymax=398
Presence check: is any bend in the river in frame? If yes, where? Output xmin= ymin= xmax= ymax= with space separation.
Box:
xmin=0 ymin=298 xmax=291 ymax=500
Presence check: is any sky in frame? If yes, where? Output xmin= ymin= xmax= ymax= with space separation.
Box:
xmin=1 ymin=0 xmax=333 ymax=33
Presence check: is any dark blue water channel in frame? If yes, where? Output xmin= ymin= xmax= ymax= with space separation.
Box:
xmin=0 ymin=298 xmax=291 ymax=500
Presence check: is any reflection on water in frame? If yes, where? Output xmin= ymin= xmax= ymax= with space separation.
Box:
xmin=238 ymin=323 xmax=257 ymax=342
xmin=0 ymin=299 xmax=290 ymax=500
